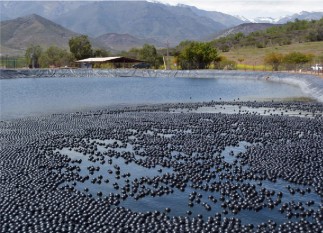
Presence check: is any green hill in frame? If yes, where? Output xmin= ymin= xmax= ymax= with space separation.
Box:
xmin=210 ymin=18 xmax=323 ymax=66
xmin=212 ymin=18 xmax=323 ymax=51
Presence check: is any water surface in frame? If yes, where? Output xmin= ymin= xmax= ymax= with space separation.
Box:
xmin=0 ymin=76 xmax=305 ymax=120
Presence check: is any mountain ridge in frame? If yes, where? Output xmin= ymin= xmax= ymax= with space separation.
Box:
xmin=0 ymin=14 xmax=167 ymax=56
xmin=0 ymin=1 xmax=242 ymax=45
xmin=1 ymin=1 xmax=322 ymax=56
xmin=52 ymin=1 xmax=228 ymax=45
xmin=0 ymin=14 xmax=118 ymax=56
xmin=0 ymin=14 xmax=80 ymax=52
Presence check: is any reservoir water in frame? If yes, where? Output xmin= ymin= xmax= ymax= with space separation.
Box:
xmin=1 ymin=70 xmax=322 ymax=231
xmin=0 ymin=75 xmax=307 ymax=120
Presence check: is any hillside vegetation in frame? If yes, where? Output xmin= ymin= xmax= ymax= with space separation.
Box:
xmin=223 ymin=41 xmax=323 ymax=66
xmin=209 ymin=23 xmax=277 ymax=40
xmin=206 ymin=18 xmax=323 ymax=70
xmin=212 ymin=18 xmax=323 ymax=52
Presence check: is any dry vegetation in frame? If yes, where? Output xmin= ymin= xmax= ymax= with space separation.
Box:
xmin=222 ymin=41 xmax=323 ymax=65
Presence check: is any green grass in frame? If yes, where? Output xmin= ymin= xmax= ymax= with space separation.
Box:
xmin=236 ymin=64 xmax=272 ymax=71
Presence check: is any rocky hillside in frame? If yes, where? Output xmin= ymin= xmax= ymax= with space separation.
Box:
xmin=53 ymin=1 xmax=227 ymax=45
xmin=95 ymin=33 xmax=164 ymax=51
xmin=210 ymin=23 xmax=278 ymax=39
xmin=0 ymin=14 xmax=113 ymax=55
xmin=0 ymin=14 xmax=164 ymax=56
xmin=0 ymin=14 xmax=80 ymax=54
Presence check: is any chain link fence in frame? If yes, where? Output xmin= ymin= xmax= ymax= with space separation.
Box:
xmin=0 ymin=56 xmax=26 ymax=68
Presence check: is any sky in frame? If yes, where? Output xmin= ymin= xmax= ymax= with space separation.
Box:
xmin=3 ymin=0 xmax=323 ymax=19
xmin=154 ymin=0 xmax=323 ymax=19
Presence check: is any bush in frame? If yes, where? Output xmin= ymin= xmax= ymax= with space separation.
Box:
xmin=214 ymin=56 xmax=237 ymax=70
xmin=177 ymin=41 xmax=219 ymax=69
xmin=264 ymin=52 xmax=284 ymax=71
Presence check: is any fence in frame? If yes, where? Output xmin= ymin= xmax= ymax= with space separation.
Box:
xmin=1 ymin=56 xmax=322 ymax=76
xmin=236 ymin=63 xmax=323 ymax=75
xmin=0 ymin=57 xmax=26 ymax=68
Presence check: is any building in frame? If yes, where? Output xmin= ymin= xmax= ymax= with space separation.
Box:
xmin=76 ymin=57 xmax=143 ymax=68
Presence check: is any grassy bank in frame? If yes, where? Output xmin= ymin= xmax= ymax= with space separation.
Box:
xmin=236 ymin=64 xmax=272 ymax=71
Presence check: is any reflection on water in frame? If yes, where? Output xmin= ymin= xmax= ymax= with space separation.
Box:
xmin=2 ymin=70 xmax=323 ymax=232
xmin=0 ymin=76 xmax=306 ymax=120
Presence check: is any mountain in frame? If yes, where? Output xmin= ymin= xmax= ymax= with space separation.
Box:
xmin=234 ymin=16 xmax=252 ymax=23
xmin=53 ymin=1 xmax=228 ymax=45
xmin=1 ymin=1 xmax=322 ymax=57
xmin=0 ymin=1 xmax=88 ymax=21
xmin=0 ymin=1 xmax=244 ymax=46
xmin=244 ymin=11 xmax=323 ymax=24
xmin=95 ymin=33 xmax=164 ymax=51
xmin=277 ymin=11 xmax=323 ymax=23
xmin=176 ymin=4 xmax=244 ymax=27
xmin=0 ymin=14 xmax=80 ymax=55
xmin=0 ymin=14 xmax=164 ymax=56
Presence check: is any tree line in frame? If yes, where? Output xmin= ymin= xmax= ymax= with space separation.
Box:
xmin=23 ymin=18 xmax=323 ymax=70
xmin=25 ymin=35 xmax=220 ymax=69
xmin=264 ymin=52 xmax=320 ymax=71
xmin=25 ymin=35 xmax=109 ymax=68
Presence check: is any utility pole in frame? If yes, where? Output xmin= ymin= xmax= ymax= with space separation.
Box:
xmin=32 ymin=46 xmax=35 ymax=69
xmin=166 ymin=41 xmax=170 ymax=70
xmin=163 ymin=41 xmax=170 ymax=70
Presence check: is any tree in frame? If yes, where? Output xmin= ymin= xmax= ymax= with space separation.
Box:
xmin=176 ymin=40 xmax=195 ymax=51
xmin=39 ymin=46 xmax=74 ymax=68
xmin=177 ymin=41 xmax=218 ymax=69
xmin=283 ymin=52 xmax=313 ymax=70
xmin=264 ymin=52 xmax=284 ymax=71
xmin=25 ymin=45 xmax=42 ymax=68
xmin=139 ymin=44 xmax=162 ymax=68
xmin=125 ymin=48 xmax=141 ymax=59
xmin=69 ymin=35 xmax=93 ymax=60
xmin=93 ymin=48 xmax=110 ymax=57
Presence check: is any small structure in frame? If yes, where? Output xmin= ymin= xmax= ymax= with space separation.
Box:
xmin=75 ymin=57 xmax=142 ymax=68
xmin=311 ymin=64 xmax=323 ymax=71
